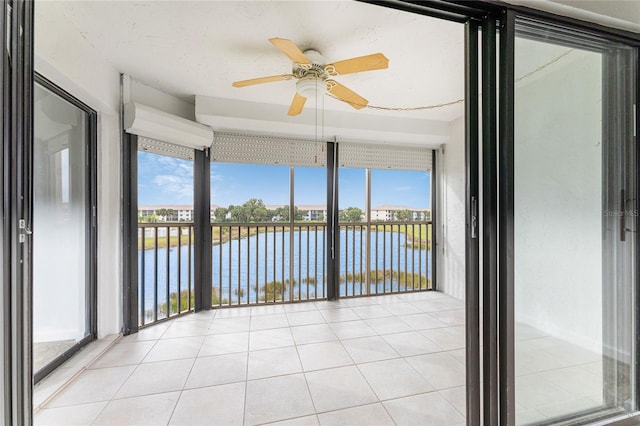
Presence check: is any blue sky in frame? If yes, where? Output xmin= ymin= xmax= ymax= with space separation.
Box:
xmin=138 ymin=152 xmax=430 ymax=208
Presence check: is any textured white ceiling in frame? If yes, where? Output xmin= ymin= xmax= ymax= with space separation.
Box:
xmin=48 ymin=0 xmax=465 ymax=121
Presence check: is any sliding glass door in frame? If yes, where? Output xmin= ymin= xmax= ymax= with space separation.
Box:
xmin=510 ymin=18 xmax=638 ymax=425
xmin=32 ymin=76 xmax=96 ymax=382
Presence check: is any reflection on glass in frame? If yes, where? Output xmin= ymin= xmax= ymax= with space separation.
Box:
xmin=33 ymin=84 xmax=89 ymax=373
xmin=514 ymin=22 xmax=636 ymax=424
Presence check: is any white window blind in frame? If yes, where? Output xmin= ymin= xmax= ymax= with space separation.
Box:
xmin=211 ymin=131 xmax=326 ymax=167
xmin=210 ymin=130 xmax=433 ymax=171
xmin=137 ymin=137 xmax=194 ymax=161
xmin=339 ymin=142 xmax=432 ymax=171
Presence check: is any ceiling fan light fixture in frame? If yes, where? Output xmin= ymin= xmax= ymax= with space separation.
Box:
xmin=296 ymin=75 xmax=325 ymax=99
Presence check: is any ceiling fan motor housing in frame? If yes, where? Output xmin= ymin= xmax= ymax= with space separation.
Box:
xmin=295 ymin=49 xmax=327 ymax=98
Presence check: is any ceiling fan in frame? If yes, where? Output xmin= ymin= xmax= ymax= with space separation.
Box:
xmin=232 ymin=38 xmax=389 ymax=116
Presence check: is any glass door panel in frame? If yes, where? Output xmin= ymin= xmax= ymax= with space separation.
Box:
xmin=513 ymin=18 xmax=637 ymax=424
xmin=33 ymin=82 xmax=92 ymax=376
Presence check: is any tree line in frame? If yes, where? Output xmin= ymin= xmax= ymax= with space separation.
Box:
xmin=213 ymin=198 xmax=311 ymax=223
xmin=140 ymin=199 xmax=418 ymax=223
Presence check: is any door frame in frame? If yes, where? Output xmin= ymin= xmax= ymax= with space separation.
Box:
xmin=4 ymin=0 xmax=34 ymax=423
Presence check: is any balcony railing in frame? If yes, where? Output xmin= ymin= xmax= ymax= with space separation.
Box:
xmin=211 ymin=222 xmax=327 ymax=306
xmin=138 ymin=223 xmax=194 ymax=327
xmin=340 ymin=222 xmax=432 ymax=297
xmin=138 ymin=220 xmax=432 ymax=326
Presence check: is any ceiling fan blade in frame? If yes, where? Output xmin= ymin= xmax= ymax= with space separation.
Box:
xmin=288 ymin=92 xmax=307 ymax=116
xmin=232 ymin=74 xmax=294 ymax=88
xmin=324 ymin=53 xmax=389 ymax=76
xmin=326 ymin=80 xmax=368 ymax=110
xmin=269 ymin=38 xmax=312 ymax=65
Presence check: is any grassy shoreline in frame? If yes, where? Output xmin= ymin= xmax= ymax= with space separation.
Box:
xmin=138 ymin=223 xmax=432 ymax=250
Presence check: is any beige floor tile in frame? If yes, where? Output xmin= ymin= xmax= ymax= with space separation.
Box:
xmin=305 ymin=366 xmax=378 ymax=412
xmin=319 ymin=308 xmax=360 ymax=323
xmin=378 ymin=302 xmax=422 ymax=316
xmin=420 ymin=326 xmax=465 ymax=351
xmin=264 ymin=415 xmax=320 ymax=425
xmin=297 ymin=341 xmax=353 ymax=371
xmin=382 ymin=331 xmax=440 ymax=356
xmin=208 ymin=316 xmax=251 ymax=334
xmin=248 ymin=346 xmax=302 ymax=380
xmin=170 ymin=382 xmax=245 ymax=425
xmin=290 ymin=324 xmax=338 ymax=345
xmin=34 ymin=401 xmax=107 ymax=425
xmin=406 ymin=352 xmax=465 ymax=390
xmin=48 ymin=365 xmax=136 ymax=407
xmin=365 ymin=317 xmax=413 ymax=335
xmin=439 ymin=386 xmax=466 ymax=416
xmin=286 ymin=310 xmax=327 ymax=327
xmin=250 ymin=313 xmax=289 ymax=331
xmin=359 ymin=358 xmax=434 ymax=400
xmin=328 ymin=321 xmax=376 ymax=340
xmin=114 ymin=358 xmax=194 ymax=398
xmin=185 ymin=352 xmax=247 ymax=388
xmin=90 ymin=341 xmax=156 ymax=369
xmin=399 ymin=312 xmax=448 ymax=331
xmin=352 ymin=305 xmax=392 ymax=319
xmin=142 ymin=336 xmax=204 ymax=363
xmin=119 ymin=322 xmax=170 ymax=342
xmin=93 ymin=391 xmax=180 ymax=425
xmin=383 ymin=392 xmax=465 ymax=426
xmin=318 ymin=403 xmax=394 ymax=425
xmin=198 ymin=332 xmax=249 ymax=356
xmin=245 ymin=374 xmax=315 ymax=425
xmin=341 ymin=336 xmax=399 ymax=363
xmin=251 ymin=305 xmax=285 ymax=316
xmin=249 ymin=327 xmax=295 ymax=351
xmin=428 ymin=309 xmax=465 ymax=326
xmin=161 ymin=320 xmax=211 ymax=339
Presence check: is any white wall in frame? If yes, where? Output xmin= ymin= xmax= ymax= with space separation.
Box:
xmin=438 ymin=116 xmax=466 ymax=300
xmin=514 ymin=48 xmax=602 ymax=351
xmin=35 ymin=2 xmax=122 ymax=338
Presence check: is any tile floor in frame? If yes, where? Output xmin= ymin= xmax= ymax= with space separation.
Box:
xmin=33 ymin=290 xmax=608 ymax=425
xmin=34 ymin=291 xmax=467 ymax=426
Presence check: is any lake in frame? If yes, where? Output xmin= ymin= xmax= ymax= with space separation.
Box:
xmin=138 ymin=229 xmax=432 ymax=313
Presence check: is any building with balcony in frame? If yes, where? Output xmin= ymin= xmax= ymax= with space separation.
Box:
xmin=371 ymin=205 xmax=431 ymax=222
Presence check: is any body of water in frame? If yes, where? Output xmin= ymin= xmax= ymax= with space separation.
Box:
xmin=138 ymin=229 xmax=431 ymax=313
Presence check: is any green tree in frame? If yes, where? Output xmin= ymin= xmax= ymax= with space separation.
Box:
xmin=154 ymin=208 xmax=176 ymax=221
xmin=214 ymin=207 xmax=228 ymax=222
xmin=142 ymin=214 xmax=158 ymax=223
xmin=229 ymin=205 xmax=249 ymax=222
xmin=295 ymin=207 xmax=307 ymax=221
xmin=155 ymin=208 xmax=168 ymax=220
xmin=245 ymin=198 xmax=269 ymax=222
xmin=395 ymin=209 xmax=412 ymax=222
xmin=273 ymin=206 xmax=307 ymax=222
xmin=272 ymin=206 xmax=289 ymax=222
xmin=339 ymin=207 xmax=363 ymax=222
xmin=229 ymin=199 xmax=269 ymax=222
